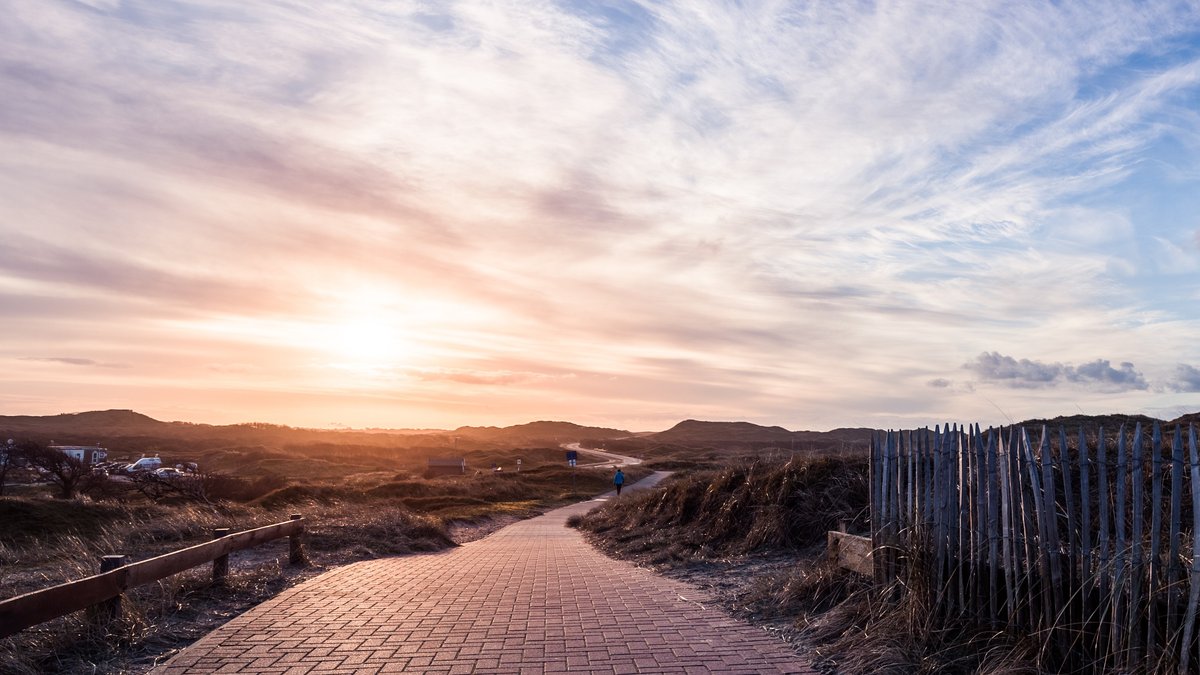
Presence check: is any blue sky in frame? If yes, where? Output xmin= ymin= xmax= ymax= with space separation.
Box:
xmin=1 ymin=0 xmax=1199 ymax=431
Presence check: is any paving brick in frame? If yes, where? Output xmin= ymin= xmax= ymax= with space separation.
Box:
xmin=153 ymin=473 xmax=815 ymax=674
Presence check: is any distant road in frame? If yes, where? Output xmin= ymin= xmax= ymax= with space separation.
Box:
xmin=560 ymin=442 xmax=642 ymax=467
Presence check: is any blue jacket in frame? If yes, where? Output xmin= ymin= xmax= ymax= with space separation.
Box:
xmin=614 ymin=471 xmax=625 ymax=485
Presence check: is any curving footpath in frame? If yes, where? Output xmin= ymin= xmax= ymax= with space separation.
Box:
xmin=154 ymin=473 xmax=815 ymax=674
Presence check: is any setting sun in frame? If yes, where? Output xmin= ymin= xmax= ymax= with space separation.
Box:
xmin=329 ymin=317 xmax=413 ymax=368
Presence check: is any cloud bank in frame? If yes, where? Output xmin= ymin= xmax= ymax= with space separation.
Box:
xmin=965 ymin=352 xmax=1149 ymax=392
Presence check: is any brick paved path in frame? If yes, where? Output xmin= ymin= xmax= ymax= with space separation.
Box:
xmin=155 ymin=473 xmax=815 ymax=674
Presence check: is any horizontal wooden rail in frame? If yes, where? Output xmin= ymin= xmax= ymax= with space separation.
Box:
xmin=0 ymin=516 xmax=304 ymax=639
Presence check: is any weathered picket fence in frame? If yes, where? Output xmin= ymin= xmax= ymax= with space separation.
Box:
xmin=870 ymin=423 xmax=1199 ymax=673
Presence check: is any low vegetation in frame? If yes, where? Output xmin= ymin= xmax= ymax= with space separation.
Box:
xmin=0 ymin=443 xmax=642 ymax=674
xmin=575 ymin=457 xmax=869 ymax=563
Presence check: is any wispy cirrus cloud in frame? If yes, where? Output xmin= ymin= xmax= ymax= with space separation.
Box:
xmin=1 ymin=1 xmax=1199 ymax=429
xmin=20 ymin=356 xmax=129 ymax=369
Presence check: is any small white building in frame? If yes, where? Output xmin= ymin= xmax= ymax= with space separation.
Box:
xmin=49 ymin=445 xmax=108 ymax=465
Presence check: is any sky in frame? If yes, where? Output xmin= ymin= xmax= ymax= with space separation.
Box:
xmin=2 ymin=0 xmax=1200 ymax=432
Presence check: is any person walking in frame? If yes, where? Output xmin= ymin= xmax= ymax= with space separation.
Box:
xmin=613 ymin=468 xmax=625 ymax=496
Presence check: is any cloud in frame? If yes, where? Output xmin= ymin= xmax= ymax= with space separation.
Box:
xmin=964 ymin=352 xmax=1148 ymax=391
xmin=1 ymin=1 xmax=1199 ymax=429
xmin=410 ymin=368 xmax=572 ymax=387
xmin=1168 ymin=364 xmax=1200 ymax=393
xmin=1068 ymin=359 xmax=1148 ymax=390
xmin=19 ymin=356 xmax=128 ymax=368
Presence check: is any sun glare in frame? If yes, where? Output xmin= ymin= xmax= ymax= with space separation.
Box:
xmin=332 ymin=317 xmax=412 ymax=367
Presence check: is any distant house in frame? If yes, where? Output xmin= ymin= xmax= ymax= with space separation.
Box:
xmin=426 ymin=457 xmax=466 ymax=476
xmin=49 ymin=445 xmax=108 ymax=465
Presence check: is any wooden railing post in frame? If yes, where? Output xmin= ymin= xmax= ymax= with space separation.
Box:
xmin=212 ymin=528 xmax=231 ymax=584
xmin=95 ymin=554 xmax=128 ymax=623
xmin=289 ymin=514 xmax=304 ymax=565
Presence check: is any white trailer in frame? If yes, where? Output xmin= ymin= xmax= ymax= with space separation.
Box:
xmin=49 ymin=445 xmax=108 ymax=465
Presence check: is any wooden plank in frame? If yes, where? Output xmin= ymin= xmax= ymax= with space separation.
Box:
xmin=1039 ymin=427 xmax=1066 ymax=659
xmin=998 ymin=428 xmax=1018 ymax=627
xmin=123 ymin=520 xmax=301 ymax=587
xmin=944 ymin=424 xmax=957 ymax=614
xmin=0 ymin=518 xmax=303 ymax=639
xmin=1079 ymin=427 xmax=1093 ymax=588
xmin=970 ymin=425 xmax=985 ymax=618
xmin=870 ymin=432 xmax=883 ymax=584
xmin=1113 ymin=425 xmax=1129 ymax=664
xmin=1076 ymin=426 xmax=1099 ymax=664
xmin=957 ymin=424 xmax=969 ymax=614
xmin=1095 ymin=427 xmax=1112 ymax=663
xmin=1095 ymin=429 xmax=1112 ymax=662
xmin=1167 ymin=426 xmax=1185 ymax=655
xmin=934 ymin=425 xmax=946 ymax=607
xmin=986 ymin=428 xmax=1001 ymax=625
xmin=1129 ymin=423 xmax=1144 ymax=666
xmin=0 ymin=566 xmax=128 ymax=638
xmin=923 ymin=427 xmax=933 ymax=532
xmin=966 ymin=425 xmax=979 ymax=616
xmin=1179 ymin=425 xmax=1200 ymax=674
xmin=1098 ymin=427 xmax=1111 ymax=605
xmin=1021 ymin=427 xmax=1051 ymax=632
xmin=1148 ymin=423 xmax=1164 ymax=660
xmin=1017 ymin=427 xmax=1040 ymax=629
xmin=1058 ymin=425 xmax=1077 ymax=649
xmin=1060 ymin=427 xmax=1078 ymax=564
xmin=902 ymin=425 xmax=912 ymax=526
xmin=883 ymin=431 xmax=897 ymax=582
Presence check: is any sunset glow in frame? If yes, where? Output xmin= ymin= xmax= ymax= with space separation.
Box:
xmin=2 ymin=1 xmax=1199 ymax=431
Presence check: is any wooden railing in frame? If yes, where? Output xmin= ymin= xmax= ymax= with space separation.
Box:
xmin=0 ymin=514 xmax=305 ymax=639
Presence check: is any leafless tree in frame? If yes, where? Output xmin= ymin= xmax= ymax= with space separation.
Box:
xmin=0 ymin=439 xmax=18 ymax=496
xmin=129 ymin=470 xmax=222 ymax=505
xmin=18 ymin=441 xmax=94 ymax=499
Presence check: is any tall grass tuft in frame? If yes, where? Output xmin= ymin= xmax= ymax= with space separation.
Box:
xmin=575 ymin=457 xmax=868 ymax=562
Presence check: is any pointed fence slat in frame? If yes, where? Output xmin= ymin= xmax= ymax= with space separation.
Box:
xmin=1180 ymin=425 xmax=1200 ymax=675
xmin=1167 ymin=426 xmax=1184 ymax=654
xmin=1098 ymin=428 xmax=1111 ymax=606
xmin=1130 ymin=423 xmax=1145 ymax=666
xmin=996 ymin=428 xmax=1018 ymax=627
xmin=1017 ymin=427 xmax=1041 ymax=630
xmin=1058 ymin=425 xmax=1077 ymax=649
xmin=1114 ymin=425 xmax=1129 ymax=662
xmin=957 ymin=425 xmax=969 ymax=613
xmin=982 ymin=427 xmax=999 ymax=621
xmin=1148 ymin=423 xmax=1164 ymax=661
xmin=1079 ymin=427 xmax=1093 ymax=589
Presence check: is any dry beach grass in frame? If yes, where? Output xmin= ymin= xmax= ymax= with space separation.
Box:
xmin=0 ymin=459 xmax=642 ymax=674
